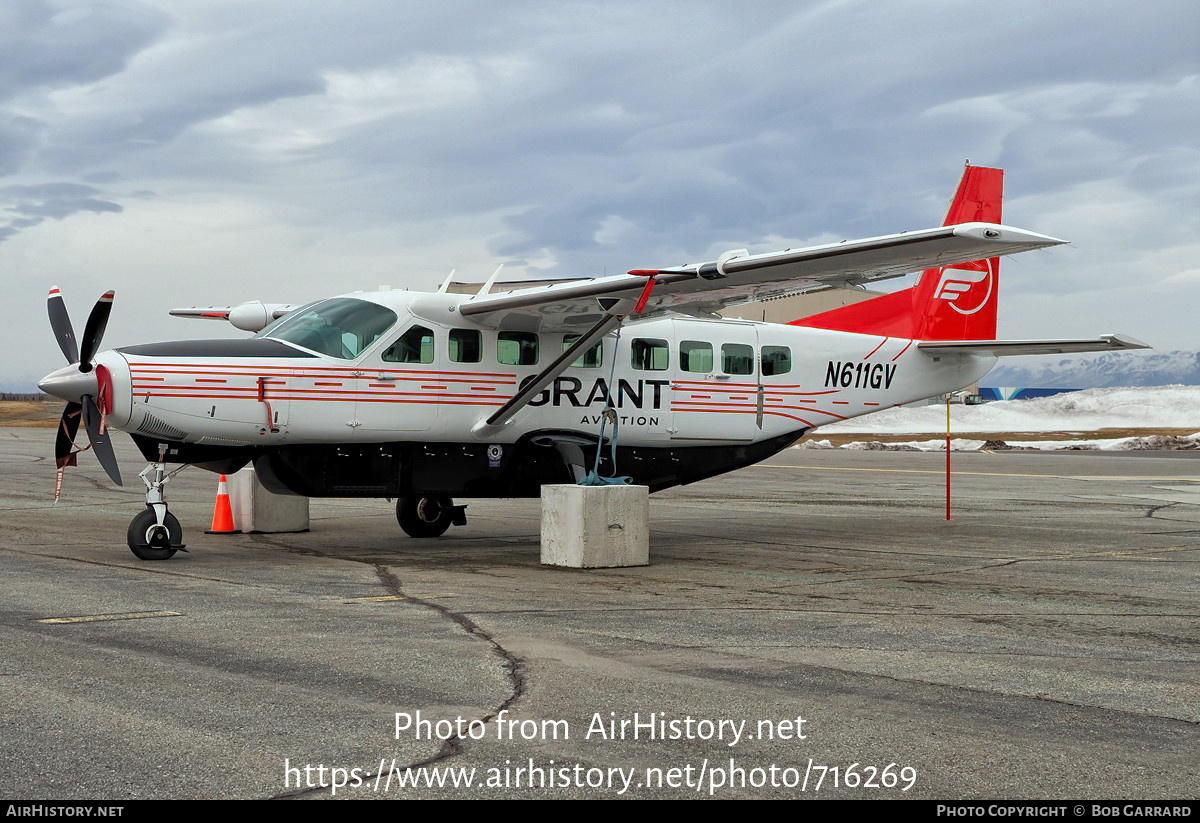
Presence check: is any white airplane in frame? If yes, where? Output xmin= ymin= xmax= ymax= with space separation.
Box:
xmin=39 ymin=166 xmax=1147 ymax=560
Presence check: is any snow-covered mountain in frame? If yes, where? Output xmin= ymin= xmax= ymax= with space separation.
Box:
xmin=983 ymin=350 xmax=1200 ymax=389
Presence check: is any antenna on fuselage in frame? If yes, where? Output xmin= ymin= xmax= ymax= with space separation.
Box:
xmin=475 ymin=264 xmax=504 ymax=298
xmin=437 ymin=269 xmax=456 ymax=294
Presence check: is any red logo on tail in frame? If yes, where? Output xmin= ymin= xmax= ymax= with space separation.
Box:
xmin=932 ymin=259 xmax=996 ymax=316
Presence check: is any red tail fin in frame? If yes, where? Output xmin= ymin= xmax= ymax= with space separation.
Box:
xmin=791 ymin=165 xmax=1003 ymax=340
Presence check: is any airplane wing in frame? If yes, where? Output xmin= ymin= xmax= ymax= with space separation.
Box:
xmin=917 ymin=334 xmax=1149 ymax=357
xmin=456 ymin=223 xmax=1064 ymax=332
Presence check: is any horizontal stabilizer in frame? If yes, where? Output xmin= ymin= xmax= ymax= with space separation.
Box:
xmin=917 ymin=334 xmax=1149 ymax=357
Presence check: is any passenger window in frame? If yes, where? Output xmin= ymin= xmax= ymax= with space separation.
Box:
xmin=382 ymin=325 xmax=434 ymax=364
xmin=679 ymin=341 xmax=713 ymax=373
xmin=450 ymin=329 xmax=481 ymax=363
xmin=498 ymin=332 xmax=538 ymax=366
xmin=563 ymin=335 xmax=603 ymax=368
xmin=722 ymin=343 xmax=754 ymax=375
xmin=762 ymin=346 xmax=792 ymax=376
xmin=631 ymin=338 xmax=669 ymax=371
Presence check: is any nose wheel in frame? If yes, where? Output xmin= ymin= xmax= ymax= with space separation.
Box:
xmin=396 ymin=496 xmax=467 ymax=538
xmin=127 ymin=508 xmax=182 ymax=560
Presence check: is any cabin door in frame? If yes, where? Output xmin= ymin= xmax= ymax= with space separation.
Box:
xmin=669 ymin=321 xmax=761 ymax=442
xmin=354 ymin=321 xmax=441 ymax=437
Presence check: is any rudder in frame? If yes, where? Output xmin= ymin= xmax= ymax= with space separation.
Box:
xmin=792 ymin=165 xmax=1003 ymax=341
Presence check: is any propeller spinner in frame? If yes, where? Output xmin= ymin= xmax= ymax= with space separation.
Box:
xmin=39 ymin=287 xmax=122 ymax=495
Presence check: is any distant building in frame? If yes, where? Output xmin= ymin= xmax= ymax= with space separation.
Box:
xmin=978 ymin=387 xmax=1080 ymax=402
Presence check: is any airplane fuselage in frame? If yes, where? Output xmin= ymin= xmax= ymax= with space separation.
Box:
xmin=86 ymin=291 xmax=993 ymax=497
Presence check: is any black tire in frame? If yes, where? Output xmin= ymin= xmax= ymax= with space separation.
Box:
xmin=127 ymin=508 xmax=181 ymax=560
xmin=396 ymin=496 xmax=453 ymax=538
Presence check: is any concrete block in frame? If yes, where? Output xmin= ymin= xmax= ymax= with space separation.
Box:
xmin=540 ymin=484 xmax=649 ymax=568
xmin=228 ymin=466 xmax=309 ymax=534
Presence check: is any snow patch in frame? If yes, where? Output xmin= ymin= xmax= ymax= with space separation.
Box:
xmin=819 ymin=386 xmax=1200 ymax=434
xmin=792 ymin=433 xmax=1200 ymax=452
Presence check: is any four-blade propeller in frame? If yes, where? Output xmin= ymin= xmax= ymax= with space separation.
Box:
xmin=42 ymin=287 xmax=122 ymax=495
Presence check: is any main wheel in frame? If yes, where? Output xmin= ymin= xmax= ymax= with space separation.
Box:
xmin=127 ymin=508 xmax=181 ymax=560
xmin=396 ymin=496 xmax=453 ymax=538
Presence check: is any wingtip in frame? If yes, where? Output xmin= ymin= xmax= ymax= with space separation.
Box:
xmin=1104 ymin=333 xmax=1152 ymax=350
xmin=951 ymin=222 xmax=1067 ymax=247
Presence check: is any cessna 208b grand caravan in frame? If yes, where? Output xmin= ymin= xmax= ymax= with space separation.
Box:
xmin=39 ymin=166 xmax=1146 ymax=559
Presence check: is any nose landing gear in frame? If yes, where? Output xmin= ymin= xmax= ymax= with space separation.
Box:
xmin=127 ymin=443 xmax=188 ymax=560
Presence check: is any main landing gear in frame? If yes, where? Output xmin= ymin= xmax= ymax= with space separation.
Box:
xmin=396 ymin=496 xmax=467 ymax=538
xmin=127 ymin=443 xmax=188 ymax=560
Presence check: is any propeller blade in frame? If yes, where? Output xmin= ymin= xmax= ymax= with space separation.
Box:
xmin=55 ymin=402 xmax=82 ymax=468
xmin=79 ymin=290 xmax=115 ymax=368
xmin=47 ymin=287 xmax=80 ymax=364
xmin=81 ymin=395 xmax=122 ymax=486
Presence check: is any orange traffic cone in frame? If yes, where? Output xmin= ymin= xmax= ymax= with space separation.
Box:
xmin=205 ymin=474 xmax=241 ymax=534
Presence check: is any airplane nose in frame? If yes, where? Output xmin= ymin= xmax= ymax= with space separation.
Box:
xmin=38 ymin=364 xmax=98 ymax=404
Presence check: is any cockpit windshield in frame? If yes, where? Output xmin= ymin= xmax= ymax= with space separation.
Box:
xmin=254 ymin=297 xmax=397 ymax=360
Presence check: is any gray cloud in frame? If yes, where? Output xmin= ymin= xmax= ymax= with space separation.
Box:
xmin=0 ymin=182 xmax=122 ymax=237
xmin=0 ymin=0 xmax=169 ymax=102
xmin=1 ymin=0 xmax=1198 ymax=387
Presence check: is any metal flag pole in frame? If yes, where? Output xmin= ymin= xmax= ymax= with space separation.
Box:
xmin=946 ymin=394 xmax=952 ymax=521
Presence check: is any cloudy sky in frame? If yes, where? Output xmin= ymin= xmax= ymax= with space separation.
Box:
xmin=3 ymin=0 xmax=1198 ymax=389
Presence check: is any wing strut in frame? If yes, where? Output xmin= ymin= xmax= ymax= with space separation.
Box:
xmin=472 ymin=307 xmax=629 ymax=438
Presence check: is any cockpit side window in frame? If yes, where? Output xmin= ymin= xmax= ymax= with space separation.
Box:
xmin=450 ymin=329 xmax=482 ymax=363
xmin=256 ymin=298 xmax=397 ymax=360
xmin=382 ymin=325 xmax=434 ymax=364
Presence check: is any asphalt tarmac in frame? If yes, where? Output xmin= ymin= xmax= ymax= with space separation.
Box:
xmin=1 ymin=426 xmax=1196 ymax=799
